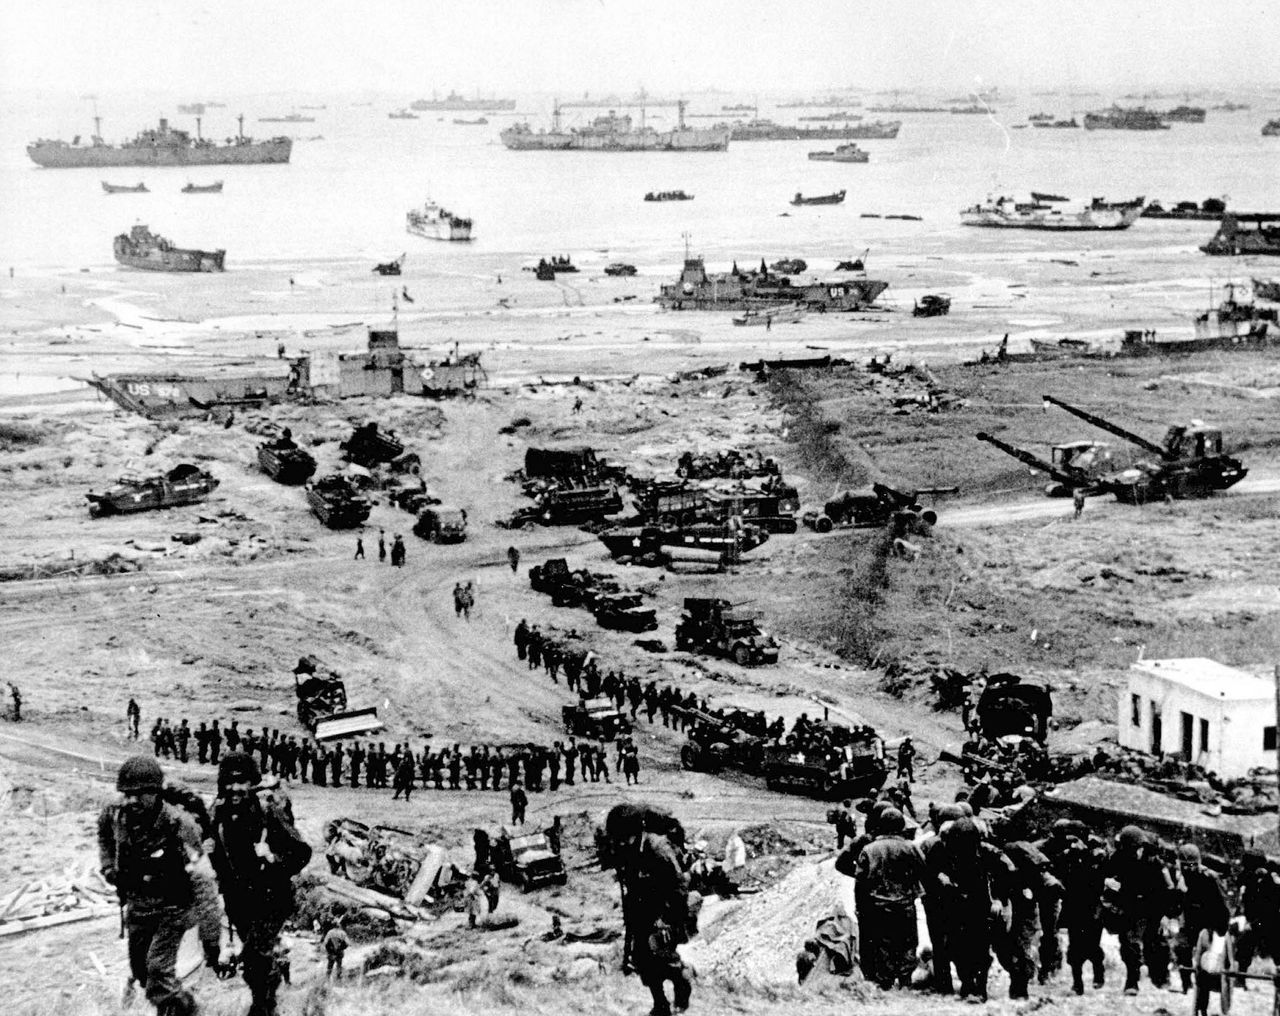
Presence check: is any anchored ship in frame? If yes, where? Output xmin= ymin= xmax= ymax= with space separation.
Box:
xmin=961 ymin=195 xmax=1144 ymax=230
xmin=726 ymin=118 xmax=900 ymax=141
xmin=113 ymin=224 xmax=225 ymax=272
xmin=410 ymin=90 xmax=516 ymax=112
xmin=657 ymin=256 xmax=888 ymax=312
xmin=501 ymin=101 xmax=729 ymax=152
xmin=1161 ymin=105 xmax=1206 ymax=123
xmin=406 ymin=200 xmax=473 ymax=241
xmin=808 ymin=143 xmax=869 ymax=163
xmin=1083 ymin=106 xmax=1169 ymax=130
xmin=258 ymin=113 xmax=315 ymax=123
xmin=28 ymin=116 xmax=291 ymax=168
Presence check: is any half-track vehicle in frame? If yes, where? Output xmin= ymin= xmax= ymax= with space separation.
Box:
xmin=87 ymin=463 xmax=219 ymax=518
xmin=413 ymin=505 xmax=467 ymax=543
xmin=762 ymin=726 xmax=888 ymax=798
xmin=490 ymin=825 xmax=568 ymax=890
xmin=562 ymin=698 xmax=633 ymax=740
xmin=674 ymin=597 xmax=779 ymax=666
xmin=257 ymin=428 xmax=317 ymax=485
xmin=801 ymin=482 xmax=955 ymax=532
xmin=306 ymin=474 xmax=372 ymax=528
xmin=592 ymin=592 xmax=658 ymax=632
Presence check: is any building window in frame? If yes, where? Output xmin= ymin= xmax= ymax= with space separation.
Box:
xmin=1266 ymin=726 xmax=1277 ymax=752
xmin=1131 ymin=694 xmax=1141 ymax=726
xmin=1200 ymin=718 xmax=1209 ymax=755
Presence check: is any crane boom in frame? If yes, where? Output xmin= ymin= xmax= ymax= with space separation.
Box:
xmin=1041 ymin=394 xmax=1167 ymax=458
xmin=975 ymin=432 xmax=1082 ymax=489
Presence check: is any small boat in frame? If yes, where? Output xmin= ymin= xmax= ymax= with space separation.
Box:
xmin=604 ymin=263 xmax=637 ymax=276
xmin=912 ymin=295 xmax=951 ymax=318
xmin=388 ymin=109 xmax=419 ymax=119
xmin=406 ymin=199 xmax=473 ymax=241
xmin=733 ymin=306 xmax=807 ymax=327
xmin=1029 ymin=337 xmax=1096 ymax=356
xmin=181 ymin=181 xmax=223 ymax=194
xmin=102 ymin=181 xmax=148 ymax=194
xmin=807 ymin=143 xmax=869 ymax=163
xmin=644 ymin=190 xmax=693 ymax=202
xmin=452 ymin=117 xmax=489 ymax=125
xmin=373 ymin=253 xmax=405 ymax=276
xmin=791 ymin=190 xmax=846 ymax=206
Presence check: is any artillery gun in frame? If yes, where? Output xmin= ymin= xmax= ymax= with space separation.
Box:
xmin=1042 ymin=394 xmax=1247 ymax=502
xmin=257 ymin=428 xmax=316 ymax=485
xmin=674 ymin=597 xmax=779 ymax=666
xmin=801 ymin=482 xmax=954 ymax=532
xmin=306 ymin=474 xmax=372 ymax=528
xmin=87 ymin=463 xmax=219 ymax=518
xmin=679 ymin=711 xmax=768 ymax=774
xmin=976 ymin=431 xmax=1113 ymax=497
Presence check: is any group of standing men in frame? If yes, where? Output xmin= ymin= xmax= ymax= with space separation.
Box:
xmin=99 ymin=752 xmax=311 ymax=1016
xmin=354 ymin=529 xmax=405 ymax=566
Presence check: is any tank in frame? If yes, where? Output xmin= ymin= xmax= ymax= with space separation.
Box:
xmin=306 ymin=474 xmax=372 ymax=529
xmin=339 ymin=422 xmax=407 ymax=469
xmin=257 ymin=430 xmax=316 ymax=485
xmin=87 ymin=463 xmax=219 ymax=517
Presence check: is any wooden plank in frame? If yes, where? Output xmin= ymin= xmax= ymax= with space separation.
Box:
xmin=0 ymin=905 xmax=116 ymax=938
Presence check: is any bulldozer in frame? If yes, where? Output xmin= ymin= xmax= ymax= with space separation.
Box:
xmin=976 ymin=432 xmax=1115 ymax=497
xmin=1042 ymin=394 xmax=1247 ymax=503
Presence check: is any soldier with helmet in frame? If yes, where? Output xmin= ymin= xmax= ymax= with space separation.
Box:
xmin=97 ymin=756 xmax=200 ymax=1016
xmin=1105 ymin=824 xmax=1174 ymax=995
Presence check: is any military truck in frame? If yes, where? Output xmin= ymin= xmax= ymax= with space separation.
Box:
xmin=87 ymin=464 xmax=219 ymax=518
xmin=592 ymin=592 xmax=658 ymax=633
xmin=306 ymin=474 xmax=372 ymax=528
xmin=562 ymin=698 xmax=633 ymax=740
xmin=704 ymin=488 xmax=799 ymax=534
xmin=675 ymin=597 xmax=779 ymax=666
xmin=762 ymin=729 xmax=888 ymax=798
xmin=502 ymin=485 xmax=624 ymax=528
xmin=413 ymin=505 xmax=467 ymax=543
xmin=257 ymin=429 xmax=317 ymax=485
xmin=490 ymin=825 xmax=568 ymax=890
xmin=802 ymin=482 xmax=956 ymax=532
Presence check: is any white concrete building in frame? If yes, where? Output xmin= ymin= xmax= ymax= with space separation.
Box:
xmin=1120 ymin=658 xmax=1277 ymax=778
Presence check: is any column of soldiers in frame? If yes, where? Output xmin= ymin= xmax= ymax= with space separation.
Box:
xmin=139 ymin=709 xmax=640 ymax=797
xmin=99 ymin=752 xmax=311 ymax=1016
xmin=833 ymin=793 xmax=1280 ymax=1006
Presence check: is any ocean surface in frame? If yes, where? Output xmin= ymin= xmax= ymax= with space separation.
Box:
xmin=1 ymin=92 xmax=1277 ymax=274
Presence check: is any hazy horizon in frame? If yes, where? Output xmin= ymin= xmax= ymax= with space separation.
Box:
xmin=3 ymin=0 xmax=1279 ymax=102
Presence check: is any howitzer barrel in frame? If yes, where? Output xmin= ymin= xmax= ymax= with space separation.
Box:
xmin=1041 ymin=395 xmax=1167 ymax=458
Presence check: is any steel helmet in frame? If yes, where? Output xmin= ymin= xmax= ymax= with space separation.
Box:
xmin=116 ymin=755 xmax=164 ymax=793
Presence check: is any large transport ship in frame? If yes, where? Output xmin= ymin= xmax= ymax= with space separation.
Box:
xmin=726 ymin=118 xmax=900 ymax=141
xmin=961 ymin=195 xmax=1144 ymax=231
xmin=27 ymin=116 xmax=291 ymax=168
xmin=657 ymin=256 xmax=888 ymax=311
xmin=501 ymin=101 xmax=729 ymax=152
xmin=410 ymin=90 xmax=516 ymax=112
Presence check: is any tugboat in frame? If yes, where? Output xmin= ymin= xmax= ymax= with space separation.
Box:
xmin=406 ymin=199 xmax=473 ymax=241
xmin=87 ymin=464 xmax=219 ymax=517
xmin=102 ymin=181 xmax=148 ymax=194
xmin=113 ymin=225 xmax=225 ymax=272
xmin=791 ymin=190 xmax=846 ymax=206
xmin=807 ymin=143 xmax=869 ymax=163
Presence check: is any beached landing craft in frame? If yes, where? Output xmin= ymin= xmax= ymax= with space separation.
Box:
xmin=961 ymin=195 xmax=1144 ymax=230
xmin=406 ymin=200 xmax=473 ymax=241
xmin=657 ymin=256 xmax=887 ymax=312
xmin=28 ymin=115 xmax=291 ymax=167
xmin=113 ymin=225 xmax=225 ymax=272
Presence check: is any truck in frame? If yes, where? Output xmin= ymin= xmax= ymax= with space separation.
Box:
xmin=704 ymin=488 xmax=799 ymax=533
xmin=501 ymin=485 xmax=624 ymax=528
xmin=801 ymin=482 xmax=955 ymax=532
xmin=413 ymin=505 xmax=467 ymax=543
xmin=562 ymin=698 xmax=633 ymax=740
xmin=490 ymin=825 xmax=568 ymax=890
xmin=674 ymin=597 xmax=780 ymax=666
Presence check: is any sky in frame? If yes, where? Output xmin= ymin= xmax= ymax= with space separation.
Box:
xmin=2 ymin=0 xmax=1278 ymax=99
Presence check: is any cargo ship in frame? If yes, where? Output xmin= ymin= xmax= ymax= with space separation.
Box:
xmin=726 ymin=118 xmax=900 ymax=141
xmin=961 ymin=195 xmax=1144 ymax=230
xmin=657 ymin=256 xmax=888 ymax=312
xmin=1083 ymin=105 xmax=1169 ymax=130
xmin=501 ymin=101 xmax=729 ymax=151
xmin=410 ymin=90 xmax=516 ymax=112
xmin=406 ymin=200 xmax=473 ymax=241
xmin=27 ymin=116 xmax=291 ymax=168
xmin=113 ymin=224 xmax=225 ymax=272
xmin=1200 ymin=215 xmax=1280 ymax=256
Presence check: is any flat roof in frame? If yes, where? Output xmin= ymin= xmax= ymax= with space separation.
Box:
xmin=1130 ymin=658 xmax=1275 ymax=702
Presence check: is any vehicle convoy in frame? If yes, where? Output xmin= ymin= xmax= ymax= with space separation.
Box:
xmin=87 ymin=463 xmax=219 ymax=518
xmin=1042 ymin=394 xmax=1248 ymax=502
xmin=801 ymin=482 xmax=955 ymax=532
xmin=306 ymin=474 xmax=373 ymax=528
xmin=675 ymin=597 xmax=779 ymax=666
xmin=976 ymin=431 xmax=1114 ymax=497
xmin=489 ymin=826 xmax=567 ymax=890
xmin=562 ymin=698 xmax=633 ymax=740
xmin=413 ymin=505 xmax=467 ymax=543
xmin=257 ymin=428 xmax=316 ymax=485
xmin=762 ymin=726 xmax=889 ymax=798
